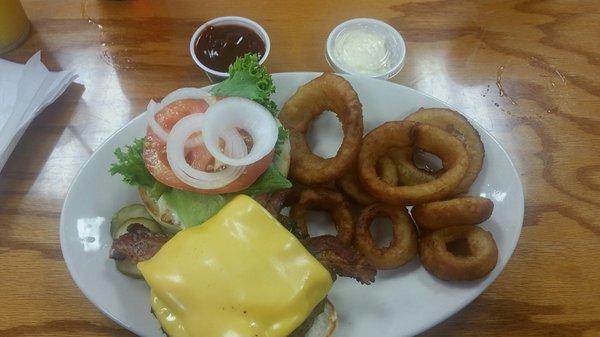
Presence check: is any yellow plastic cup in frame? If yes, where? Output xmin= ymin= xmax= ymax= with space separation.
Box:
xmin=0 ymin=0 xmax=30 ymax=54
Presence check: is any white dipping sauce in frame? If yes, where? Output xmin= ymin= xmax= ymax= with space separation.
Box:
xmin=333 ymin=26 xmax=392 ymax=76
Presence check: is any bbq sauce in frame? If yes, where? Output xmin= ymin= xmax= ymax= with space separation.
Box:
xmin=195 ymin=24 xmax=265 ymax=72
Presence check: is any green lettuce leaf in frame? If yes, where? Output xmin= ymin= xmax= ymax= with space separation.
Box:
xmin=275 ymin=126 xmax=289 ymax=157
xmin=161 ymin=189 xmax=229 ymax=228
xmin=162 ymin=165 xmax=290 ymax=228
xmin=210 ymin=53 xmax=278 ymax=116
xmin=109 ymin=138 xmax=168 ymax=198
xmin=240 ymin=165 xmax=292 ymax=196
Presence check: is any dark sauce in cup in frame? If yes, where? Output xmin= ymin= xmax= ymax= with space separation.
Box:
xmin=194 ymin=24 xmax=266 ymax=72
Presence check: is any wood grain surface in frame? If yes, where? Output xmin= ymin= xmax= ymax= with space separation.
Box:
xmin=1 ymin=0 xmax=599 ymax=336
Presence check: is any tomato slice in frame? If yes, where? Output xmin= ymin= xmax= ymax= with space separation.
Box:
xmin=142 ymin=98 xmax=273 ymax=194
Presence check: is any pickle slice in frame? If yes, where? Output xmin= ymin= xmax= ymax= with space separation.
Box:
xmin=110 ymin=204 xmax=153 ymax=236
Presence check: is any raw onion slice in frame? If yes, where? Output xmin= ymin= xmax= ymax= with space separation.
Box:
xmin=145 ymin=89 xmax=216 ymax=145
xmin=147 ymin=101 xmax=201 ymax=147
xmin=146 ymin=100 xmax=169 ymax=141
xmin=202 ymin=97 xmax=278 ymax=166
xmin=184 ymin=133 xmax=204 ymax=148
xmin=161 ymin=88 xmax=217 ymax=106
xmin=166 ymin=113 xmax=248 ymax=190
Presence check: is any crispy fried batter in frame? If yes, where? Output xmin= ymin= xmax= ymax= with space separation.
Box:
xmin=358 ymin=121 xmax=468 ymax=205
xmin=377 ymin=155 xmax=398 ymax=186
xmin=419 ymin=225 xmax=498 ymax=281
xmin=290 ymin=188 xmax=355 ymax=245
xmin=355 ymin=204 xmax=417 ymax=269
xmin=388 ymin=147 xmax=436 ymax=186
xmin=337 ymin=170 xmax=376 ymax=205
xmin=406 ymin=108 xmax=484 ymax=194
xmin=337 ymin=156 xmax=398 ymax=204
xmin=411 ymin=196 xmax=494 ymax=231
xmin=280 ymin=73 xmax=363 ymax=184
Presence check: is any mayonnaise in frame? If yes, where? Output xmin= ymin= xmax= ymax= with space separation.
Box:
xmin=327 ymin=18 xmax=406 ymax=80
xmin=333 ymin=25 xmax=393 ymax=76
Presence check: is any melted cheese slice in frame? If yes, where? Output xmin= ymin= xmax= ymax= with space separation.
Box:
xmin=138 ymin=195 xmax=333 ymax=337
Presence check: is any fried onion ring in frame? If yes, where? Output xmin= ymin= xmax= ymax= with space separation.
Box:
xmin=377 ymin=155 xmax=398 ymax=186
xmin=411 ymin=197 xmax=494 ymax=231
xmin=354 ymin=204 xmax=417 ymax=269
xmin=290 ymin=188 xmax=355 ymax=244
xmin=406 ymin=108 xmax=484 ymax=194
xmin=280 ymin=73 xmax=363 ymax=185
xmin=337 ymin=171 xmax=376 ymax=205
xmin=338 ymin=156 xmax=398 ymax=205
xmin=358 ymin=121 xmax=468 ymax=205
xmin=418 ymin=225 xmax=498 ymax=281
xmin=388 ymin=147 xmax=436 ymax=186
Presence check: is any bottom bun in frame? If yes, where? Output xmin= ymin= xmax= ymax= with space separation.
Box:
xmin=305 ymin=299 xmax=337 ymax=337
xmin=138 ymin=186 xmax=183 ymax=234
xmin=289 ymin=299 xmax=337 ymax=337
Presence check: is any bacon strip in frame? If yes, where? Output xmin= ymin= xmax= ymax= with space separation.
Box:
xmin=304 ymin=235 xmax=376 ymax=285
xmin=254 ymin=188 xmax=300 ymax=217
xmin=111 ymin=191 xmax=377 ymax=285
xmin=109 ymin=224 xmax=170 ymax=262
xmin=255 ymin=189 xmax=377 ymax=284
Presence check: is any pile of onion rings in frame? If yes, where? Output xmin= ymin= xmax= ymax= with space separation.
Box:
xmin=331 ymin=107 xmax=485 ymax=206
xmin=279 ymin=74 xmax=499 ymax=281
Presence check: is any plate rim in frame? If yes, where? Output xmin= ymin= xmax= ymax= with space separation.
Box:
xmin=60 ymin=72 xmax=524 ymax=337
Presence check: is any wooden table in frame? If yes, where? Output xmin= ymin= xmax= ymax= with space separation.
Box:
xmin=1 ymin=1 xmax=598 ymax=336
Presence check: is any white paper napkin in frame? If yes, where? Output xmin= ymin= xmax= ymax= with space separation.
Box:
xmin=0 ymin=51 xmax=77 ymax=171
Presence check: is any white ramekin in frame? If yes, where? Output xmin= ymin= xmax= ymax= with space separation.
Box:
xmin=326 ymin=18 xmax=406 ymax=81
xmin=190 ymin=16 xmax=270 ymax=82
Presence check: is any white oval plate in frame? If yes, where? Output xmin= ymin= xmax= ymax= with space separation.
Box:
xmin=60 ymin=73 xmax=523 ymax=337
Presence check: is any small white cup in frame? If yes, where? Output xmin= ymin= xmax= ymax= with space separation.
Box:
xmin=190 ymin=16 xmax=270 ymax=82
xmin=326 ymin=18 xmax=406 ymax=81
